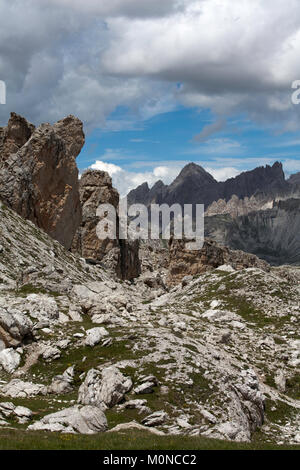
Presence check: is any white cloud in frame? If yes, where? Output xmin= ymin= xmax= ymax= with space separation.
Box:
xmin=89 ymin=156 xmax=182 ymax=196
xmin=205 ymin=167 xmax=241 ymax=181
xmin=186 ymin=138 xmax=243 ymax=156
xmin=2 ymin=0 xmax=300 ymax=133
xmin=102 ymin=0 xmax=300 ymax=128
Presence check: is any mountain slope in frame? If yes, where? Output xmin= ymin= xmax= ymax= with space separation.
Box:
xmin=0 ymin=197 xmax=299 ymax=446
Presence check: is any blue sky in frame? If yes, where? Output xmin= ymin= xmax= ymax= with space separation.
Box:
xmin=78 ymin=106 xmax=300 ymax=195
xmin=1 ymin=0 xmax=300 ymax=196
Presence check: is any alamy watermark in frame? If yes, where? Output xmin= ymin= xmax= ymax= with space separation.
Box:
xmin=95 ymin=198 xmax=205 ymax=250
xmin=291 ymin=80 xmax=300 ymax=104
xmin=0 ymin=80 xmax=6 ymax=105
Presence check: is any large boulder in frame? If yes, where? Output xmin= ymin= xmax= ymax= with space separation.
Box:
xmin=0 ymin=348 xmax=21 ymax=373
xmin=78 ymin=366 xmax=132 ymax=409
xmin=28 ymin=405 xmax=107 ymax=434
xmin=0 ymin=308 xmax=34 ymax=348
xmin=0 ymin=112 xmax=84 ymax=249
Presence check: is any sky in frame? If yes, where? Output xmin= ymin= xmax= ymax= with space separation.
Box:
xmin=1 ymin=0 xmax=300 ymax=195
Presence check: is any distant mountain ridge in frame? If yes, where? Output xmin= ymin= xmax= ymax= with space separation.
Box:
xmin=127 ymin=161 xmax=300 ymax=265
xmin=127 ymin=161 xmax=289 ymax=208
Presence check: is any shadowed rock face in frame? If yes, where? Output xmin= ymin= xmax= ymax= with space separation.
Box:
xmin=72 ymin=170 xmax=120 ymax=263
xmin=127 ymin=161 xmax=287 ymax=208
xmin=288 ymin=171 xmax=300 ymax=185
xmin=205 ymin=199 xmax=300 ymax=265
xmin=0 ymin=112 xmax=84 ymax=249
xmin=72 ymin=169 xmax=141 ymax=280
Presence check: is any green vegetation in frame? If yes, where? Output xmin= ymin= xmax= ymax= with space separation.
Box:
xmin=16 ymin=284 xmax=60 ymax=297
xmin=285 ymin=375 xmax=300 ymax=400
xmin=0 ymin=428 xmax=298 ymax=450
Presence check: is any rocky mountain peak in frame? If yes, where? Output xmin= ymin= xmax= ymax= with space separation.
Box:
xmin=127 ymin=160 xmax=289 ymax=209
xmin=176 ymin=162 xmax=216 ymax=182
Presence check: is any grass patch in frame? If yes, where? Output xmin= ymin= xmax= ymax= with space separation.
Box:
xmin=0 ymin=428 xmax=299 ymax=450
xmin=16 ymin=284 xmax=60 ymax=298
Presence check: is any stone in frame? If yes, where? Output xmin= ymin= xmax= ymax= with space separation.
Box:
xmin=47 ymin=366 xmax=75 ymax=395
xmin=28 ymin=405 xmax=107 ymax=434
xmin=84 ymin=327 xmax=109 ymax=347
xmin=78 ymin=367 xmax=132 ymax=409
xmin=134 ymin=382 xmax=155 ymax=395
xmin=0 ymin=308 xmax=34 ymax=348
xmin=108 ymin=421 xmax=165 ymax=436
xmin=0 ymin=348 xmax=21 ymax=373
xmin=0 ymin=379 xmax=47 ymax=398
xmin=142 ymin=411 xmax=167 ymax=427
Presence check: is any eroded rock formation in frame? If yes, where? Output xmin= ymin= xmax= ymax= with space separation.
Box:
xmin=0 ymin=112 xmax=84 ymax=249
xmin=168 ymin=238 xmax=269 ymax=285
xmin=72 ymin=169 xmax=141 ymax=280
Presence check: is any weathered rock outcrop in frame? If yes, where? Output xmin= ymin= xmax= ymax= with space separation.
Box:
xmin=72 ymin=169 xmax=141 ymax=280
xmin=72 ymin=169 xmax=120 ymax=265
xmin=168 ymin=238 xmax=269 ymax=285
xmin=28 ymin=405 xmax=108 ymax=434
xmin=205 ymin=198 xmax=300 ymax=265
xmin=0 ymin=112 xmax=84 ymax=249
xmin=78 ymin=367 xmax=132 ymax=409
xmin=205 ymin=194 xmax=274 ymax=218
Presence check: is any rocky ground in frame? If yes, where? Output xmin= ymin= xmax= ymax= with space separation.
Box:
xmin=0 ymin=200 xmax=299 ymax=446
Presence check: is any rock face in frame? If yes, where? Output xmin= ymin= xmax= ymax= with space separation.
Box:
xmin=205 ymin=194 xmax=274 ymax=218
xmin=168 ymin=238 xmax=269 ymax=285
xmin=127 ymin=161 xmax=287 ymax=208
xmin=205 ymin=199 xmax=300 ymax=265
xmin=0 ymin=112 xmax=84 ymax=249
xmin=72 ymin=169 xmax=141 ymax=280
xmin=288 ymin=171 xmax=300 ymax=185
xmin=72 ymin=170 xmax=120 ymax=263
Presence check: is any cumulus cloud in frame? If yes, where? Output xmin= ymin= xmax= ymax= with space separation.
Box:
xmin=102 ymin=0 xmax=300 ymax=128
xmin=89 ymin=159 xmax=180 ymax=196
xmin=1 ymin=0 xmax=300 ymax=133
xmin=205 ymin=167 xmax=241 ymax=181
